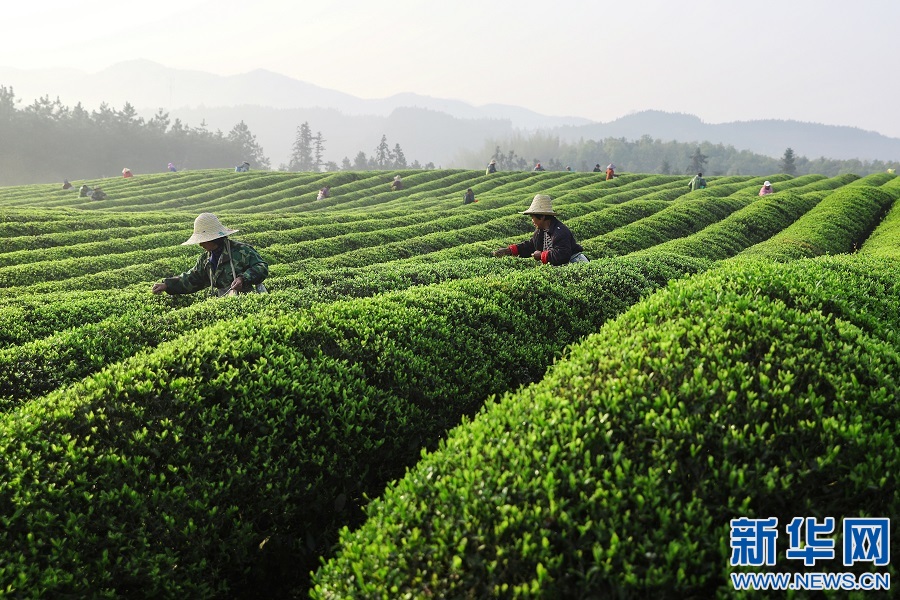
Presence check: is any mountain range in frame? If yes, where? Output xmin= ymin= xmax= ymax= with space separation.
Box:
xmin=2 ymin=59 xmax=899 ymax=168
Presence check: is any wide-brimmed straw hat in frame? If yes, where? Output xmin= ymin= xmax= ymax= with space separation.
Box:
xmin=181 ymin=212 xmax=239 ymax=245
xmin=522 ymin=194 xmax=557 ymax=216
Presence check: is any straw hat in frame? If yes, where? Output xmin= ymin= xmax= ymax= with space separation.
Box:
xmin=181 ymin=212 xmax=239 ymax=245
xmin=489 ymin=159 xmax=496 ymax=164
xmin=522 ymin=194 xmax=557 ymax=216
xmin=764 ymin=181 xmax=771 ymax=186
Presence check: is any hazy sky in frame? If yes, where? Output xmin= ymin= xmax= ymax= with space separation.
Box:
xmin=4 ymin=0 xmax=899 ymax=138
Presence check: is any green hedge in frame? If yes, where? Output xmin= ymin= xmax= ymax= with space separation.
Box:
xmin=312 ymin=254 xmax=900 ymax=598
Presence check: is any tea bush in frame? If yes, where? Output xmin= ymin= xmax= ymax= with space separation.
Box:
xmin=312 ymin=254 xmax=900 ymax=599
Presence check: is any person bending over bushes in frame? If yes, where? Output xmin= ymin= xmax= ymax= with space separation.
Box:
xmin=151 ymin=212 xmax=269 ymax=297
xmin=492 ymin=194 xmax=588 ymax=265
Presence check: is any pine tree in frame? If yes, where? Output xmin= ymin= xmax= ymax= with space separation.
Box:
xmin=689 ymin=146 xmax=708 ymax=174
xmin=374 ymin=134 xmax=391 ymax=169
xmin=392 ymin=143 xmax=407 ymax=168
xmin=353 ymin=151 xmax=369 ymax=170
xmin=227 ymin=120 xmax=270 ymax=169
xmin=288 ymin=122 xmax=314 ymax=171
xmin=147 ymin=108 xmax=170 ymax=134
xmin=313 ymin=131 xmax=326 ymax=172
xmin=780 ymin=147 xmax=797 ymax=175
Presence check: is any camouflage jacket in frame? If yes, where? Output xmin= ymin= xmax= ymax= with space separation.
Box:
xmin=164 ymin=239 xmax=269 ymax=296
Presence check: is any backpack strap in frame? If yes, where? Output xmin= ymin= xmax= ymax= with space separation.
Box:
xmin=227 ymin=238 xmax=238 ymax=284
xmin=207 ymin=239 xmax=240 ymax=295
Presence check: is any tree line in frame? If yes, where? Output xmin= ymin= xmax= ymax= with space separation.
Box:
xmin=0 ymin=86 xmax=271 ymax=185
xmin=0 ymin=87 xmax=434 ymax=185
xmin=283 ymin=125 xmax=434 ymax=172
xmin=460 ymin=133 xmax=898 ymax=177
xmin=2 ymin=85 xmax=895 ymax=186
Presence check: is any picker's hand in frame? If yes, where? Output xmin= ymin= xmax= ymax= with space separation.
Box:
xmin=229 ymin=276 xmax=244 ymax=292
xmin=492 ymin=247 xmax=512 ymax=257
xmin=151 ymin=282 xmax=167 ymax=294
xmin=532 ymin=251 xmax=542 ymax=261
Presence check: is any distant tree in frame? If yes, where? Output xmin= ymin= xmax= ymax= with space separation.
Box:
xmin=227 ymin=120 xmax=270 ymax=169
xmin=424 ymin=161 xmax=436 ymax=169
xmin=340 ymin=156 xmax=353 ymax=170
xmin=147 ymin=108 xmax=170 ymax=134
xmin=24 ymin=94 xmax=67 ymax=120
xmin=116 ymin=102 xmax=143 ymax=128
xmin=689 ymin=146 xmax=708 ymax=174
xmin=780 ymin=147 xmax=797 ymax=175
xmin=313 ymin=131 xmax=326 ymax=171
xmin=91 ymin=102 xmax=116 ymax=130
xmin=373 ymin=134 xmax=391 ymax=169
xmin=492 ymin=145 xmax=503 ymax=168
xmin=409 ymin=159 xmax=422 ymax=169
xmin=288 ymin=122 xmax=314 ymax=171
xmin=323 ymin=160 xmax=339 ymax=172
xmin=0 ymin=85 xmax=19 ymax=122
xmin=505 ymin=150 xmax=515 ymax=169
xmin=353 ymin=151 xmax=369 ymax=170
xmin=392 ymin=143 xmax=407 ymax=168
xmin=69 ymin=102 xmax=92 ymax=129
xmin=660 ymin=160 xmax=672 ymax=175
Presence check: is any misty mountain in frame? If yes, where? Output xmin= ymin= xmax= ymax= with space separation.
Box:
xmin=2 ymin=59 xmax=899 ymax=169
xmin=556 ymin=111 xmax=900 ymax=164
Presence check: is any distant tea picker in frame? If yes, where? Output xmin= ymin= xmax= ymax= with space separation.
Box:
xmin=151 ymin=213 xmax=269 ymax=297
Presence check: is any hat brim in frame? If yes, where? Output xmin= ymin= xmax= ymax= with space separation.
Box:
xmin=522 ymin=209 xmax=557 ymax=216
xmin=181 ymin=228 xmax=238 ymax=245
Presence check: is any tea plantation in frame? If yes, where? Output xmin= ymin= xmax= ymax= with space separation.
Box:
xmin=0 ymin=168 xmax=897 ymax=598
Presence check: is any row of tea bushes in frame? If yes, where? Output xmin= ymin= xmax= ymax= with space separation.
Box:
xmin=4 ymin=171 xmax=876 ymax=347
xmin=592 ymin=174 xmax=855 ymax=260
xmin=0 ymin=253 xmax=710 ymax=597
xmin=634 ymin=190 xmax=826 ymax=261
xmin=0 ymin=253 xmax=538 ymax=351
xmin=860 ymin=188 xmax=900 ymax=259
xmin=0 ymin=257 xmax=537 ymax=407
xmin=738 ymin=178 xmax=900 ymax=261
xmin=311 ymin=253 xmax=900 ymax=599
xmin=0 ymin=174 xmax=697 ymax=293
xmin=0 ymin=169 xmax=725 ymax=217
xmin=0 ymin=208 xmax=460 ymax=255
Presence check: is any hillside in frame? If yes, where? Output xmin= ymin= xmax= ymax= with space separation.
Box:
xmin=0 ymin=169 xmax=898 ymax=598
